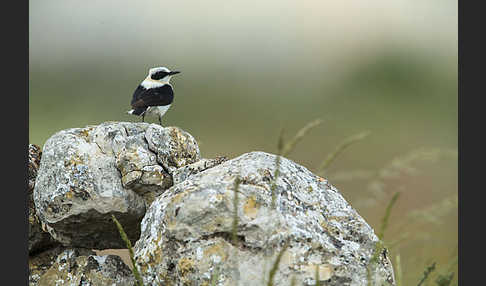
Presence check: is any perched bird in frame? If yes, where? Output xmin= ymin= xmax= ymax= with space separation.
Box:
xmin=127 ymin=67 xmax=181 ymax=125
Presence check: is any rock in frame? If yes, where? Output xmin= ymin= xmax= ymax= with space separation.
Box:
xmin=29 ymin=144 xmax=42 ymax=191
xmin=29 ymin=144 xmax=60 ymax=255
xmin=145 ymin=125 xmax=201 ymax=173
xmin=36 ymin=248 xmax=135 ymax=286
xmin=172 ymin=156 xmax=228 ymax=185
xmin=134 ymin=152 xmax=395 ymax=286
xmin=29 ymin=246 xmax=66 ymax=286
xmin=33 ymin=122 xmax=200 ymax=249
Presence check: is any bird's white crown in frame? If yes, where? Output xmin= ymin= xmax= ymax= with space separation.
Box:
xmin=148 ymin=67 xmax=170 ymax=77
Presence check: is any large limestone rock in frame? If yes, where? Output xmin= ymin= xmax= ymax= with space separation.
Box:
xmin=32 ymin=121 xmax=394 ymax=285
xmin=33 ymin=122 xmax=200 ymax=249
xmin=29 ymin=144 xmax=60 ymax=255
xmin=134 ymin=152 xmax=395 ymax=286
xmin=36 ymin=248 xmax=135 ymax=286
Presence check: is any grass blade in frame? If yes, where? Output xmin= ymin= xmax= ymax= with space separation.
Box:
xmin=378 ymin=192 xmax=400 ymax=240
xmin=267 ymin=241 xmax=290 ymax=286
xmin=232 ymin=176 xmax=241 ymax=245
xmin=395 ymin=254 xmax=402 ymax=286
xmin=282 ymin=119 xmax=323 ymax=157
xmin=290 ymin=276 xmax=297 ymax=286
xmin=366 ymin=240 xmax=384 ymax=286
xmin=272 ymin=120 xmax=321 ymax=208
xmin=210 ymin=265 xmax=220 ymax=286
xmin=270 ymin=155 xmax=281 ymax=209
xmin=317 ymin=131 xmax=370 ymax=174
xmin=111 ymin=214 xmax=144 ymax=286
xmin=271 ymin=128 xmax=285 ymax=209
xmin=367 ymin=192 xmax=399 ymax=286
xmin=417 ymin=262 xmax=436 ymax=286
xmin=315 ymin=265 xmax=321 ymax=286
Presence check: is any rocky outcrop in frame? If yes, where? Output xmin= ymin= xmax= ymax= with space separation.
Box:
xmin=30 ymin=135 xmax=145 ymax=286
xmin=29 ymin=144 xmax=60 ymax=255
xmin=33 ymin=122 xmax=200 ymax=249
xmin=134 ymin=152 xmax=395 ymax=286
xmin=29 ymin=246 xmax=66 ymax=286
xmin=31 ymin=122 xmax=395 ymax=285
xmin=36 ymin=248 xmax=134 ymax=286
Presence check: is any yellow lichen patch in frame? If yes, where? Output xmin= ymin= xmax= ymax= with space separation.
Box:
xmin=65 ymin=190 xmax=74 ymax=199
xmin=77 ymin=127 xmax=94 ymax=141
xmin=139 ymin=235 xmax=164 ymax=272
xmin=319 ymin=220 xmax=328 ymax=229
xmin=302 ymin=263 xmax=334 ymax=281
xmin=79 ymin=129 xmax=89 ymax=138
xmin=215 ymin=193 xmax=225 ymax=202
xmin=203 ymin=242 xmax=229 ymax=262
xmin=177 ymin=257 xmax=195 ymax=276
xmin=319 ymin=220 xmax=341 ymax=236
xmin=171 ymin=189 xmax=191 ymax=204
xmin=243 ymin=196 xmax=259 ymax=219
xmin=325 ymin=215 xmax=346 ymax=222
xmin=65 ymin=154 xmax=84 ymax=167
xmin=166 ymin=217 xmax=177 ymax=230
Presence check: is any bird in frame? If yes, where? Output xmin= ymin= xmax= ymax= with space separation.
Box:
xmin=127 ymin=67 xmax=181 ymax=125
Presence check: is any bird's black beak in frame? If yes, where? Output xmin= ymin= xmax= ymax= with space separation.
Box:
xmin=169 ymin=71 xmax=181 ymax=76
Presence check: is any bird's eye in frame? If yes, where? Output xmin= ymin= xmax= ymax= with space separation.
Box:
xmin=151 ymin=71 xmax=169 ymax=80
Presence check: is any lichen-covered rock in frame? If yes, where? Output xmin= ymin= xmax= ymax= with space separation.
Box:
xmin=37 ymin=248 xmax=135 ymax=286
xmin=29 ymin=144 xmax=42 ymax=191
xmin=29 ymin=144 xmax=60 ymax=255
xmin=145 ymin=126 xmax=201 ymax=174
xmin=33 ymin=122 xmax=200 ymax=249
xmin=29 ymin=246 xmax=66 ymax=286
xmin=134 ymin=152 xmax=395 ymax=286
xmin=172 ymin=156 xmax=228 ymax=185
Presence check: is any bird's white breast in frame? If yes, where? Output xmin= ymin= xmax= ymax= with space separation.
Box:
xmin=140 ymin=77 xmax=170 ymax=89
xmin=145 ymin=105 xmax=172 ymax=117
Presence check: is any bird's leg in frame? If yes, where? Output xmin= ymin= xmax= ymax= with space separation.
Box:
xmin=142 ymin=114 xmax=145 ymax=122
xmin=158 ymin=115 xmax=162 ymax=126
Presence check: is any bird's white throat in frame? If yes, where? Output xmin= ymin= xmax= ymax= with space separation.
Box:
xmin=141 ymin=77 xmax=171 ymax=89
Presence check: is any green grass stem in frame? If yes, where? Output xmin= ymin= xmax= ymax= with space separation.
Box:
xmin=378 ymin=192 xmax=400 ymax=240
xmin=267 ymin=241 xmax=290 ymax=286
xmin=317 ymin=131 xmax=370 ymax=174
xmin=417 ymin=262 xmax=436 ymax=286
xmin=111 ymin=214 xmax=144 ymax=286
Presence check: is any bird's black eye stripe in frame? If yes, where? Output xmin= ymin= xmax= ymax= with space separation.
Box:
xmin=151 ymin=71 xmax=169 ymax=80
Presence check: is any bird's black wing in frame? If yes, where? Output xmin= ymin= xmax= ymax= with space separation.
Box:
xmin=131 ymin=84 xmax=174 ymax=109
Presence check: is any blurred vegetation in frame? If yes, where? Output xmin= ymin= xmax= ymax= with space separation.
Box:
xmin=31 ymin=1 xmax=457 ymax=285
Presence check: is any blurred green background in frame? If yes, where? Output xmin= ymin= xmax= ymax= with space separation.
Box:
xmin=30 ymin=1 xmax=457 ymax=285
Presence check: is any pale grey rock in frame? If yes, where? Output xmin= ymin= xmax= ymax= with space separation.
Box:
xmin=29 ymin=246 xmax=67 ymax=286
xmin=145 ymin=125 xmax=201 ymax=174
xmin=134 ymin=152 xmax=395 ymax=286
xmin=36 ymin=248 xmax=135 ymax=286
xmin=33 ymin=122 xmax=200 ymax=249
xmin=29 ymin=144 xmax=60 ymax=255
xmin=172 ymin=156 xmax=228 ymax=185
